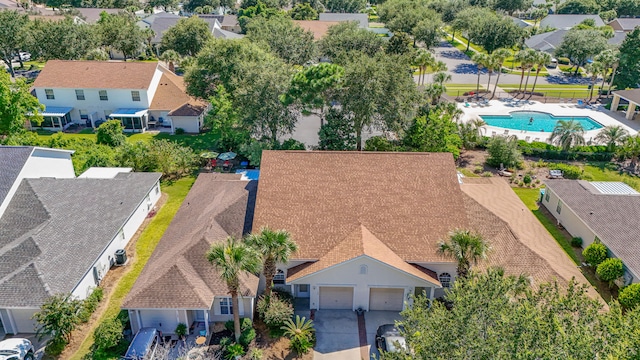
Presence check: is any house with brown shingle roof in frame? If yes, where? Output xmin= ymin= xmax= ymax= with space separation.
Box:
xmin=252 ymin=151 xmax=596 ymax=311
xmin=122 ymin=173 xmax=258 ymax=337
xmin=31 ymin=60 xmax=207 ymax=133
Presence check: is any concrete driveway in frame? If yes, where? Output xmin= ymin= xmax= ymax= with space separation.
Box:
xmin=313 ymin=310 xmax=361 ymax=360
xmin=365 ymin=311 xmax=403 ymax=359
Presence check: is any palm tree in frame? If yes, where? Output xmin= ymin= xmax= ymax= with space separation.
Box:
xmin=595 ymin=125 xmax=629 ymax=152
xmin=484 ymin=55 xmax=500 ymax=97
xmin=618 ymin=136 xmax=640 ymax=173
xmin=425 ymin=83 xmax=446 ymax=105
xmin=490 ymin=48 xmax=511 ymax=99
xmin=245 ymin=227 xmax=298 ymax=298
xmin=458 ymin=118 xmax=486 ymax=149
xmin=528 ymin=51 xmax=551 ymax=99
xmin=433 ymin=71 xmax=452 ymax=87
xmin=521 ymin=49 xmax=540 ymax=98
xmin=472 ymin=53 xmax=489 ymax=100
xmin=515 ymin=48 xmax=537 ymax=96
xmin=437 ymin=229 xmax=490 ymax=279
xmin=160 ymin=50 xmax=181 ymax=73
xmin=281 ymin=316 xmax=315 ymax=354
xmin=549 ymin=120 xmax=586 ymax=151
xmin=586 ymin=61 xmax=605 ymax=102
xmin=594 ymin=49 xmax=619 ymax=97
xmin=413 ymin=49 xmax=434 ymax=86
xmin=207 ymin=237 xmax=262 ymax=342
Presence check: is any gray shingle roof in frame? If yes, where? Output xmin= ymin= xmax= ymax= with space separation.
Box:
xmin=0 ymin=146 xmax=33 ymax=208
xmin=545 ymin=180 xmax=640 ymax=278
xmin=609 ymin=18 xmax=640 ymax=31
xmin=123 ymin=173 xmax=258 ymax=310
xmin=540 ymin=14 xmax=604 ymax=29
xmin=0 ymin=172 xmax=161 ymax=307
xmin=525 ymin=29 xmax=568 ymax=52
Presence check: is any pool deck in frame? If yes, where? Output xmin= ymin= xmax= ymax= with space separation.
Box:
xmin=460 ymin=101 xmax=639 ymax=143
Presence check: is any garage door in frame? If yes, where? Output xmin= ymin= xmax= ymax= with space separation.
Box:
xmin=319 ymin=287 xmax=354 ymax=310
xmin=369 ymin=288 xmax=404 ymax=311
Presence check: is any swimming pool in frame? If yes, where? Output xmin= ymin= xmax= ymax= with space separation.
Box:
xmin=480 ymin=111 xmax=603 ymax=132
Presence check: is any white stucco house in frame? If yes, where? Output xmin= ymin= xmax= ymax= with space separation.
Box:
xmin=542 ymin=180 xmax=640 ymax=285
xmin=0 ymin=146 xmax=162 ymax=335
xmin=30 ymin=60 xmax=208 ymax=133
xmin=252 ymin=151 xmax=575 ymax=312
xmin=122 ymin=173 xmax=258 ymax=337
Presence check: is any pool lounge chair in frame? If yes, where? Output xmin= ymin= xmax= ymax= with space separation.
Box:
xmin=464 ymin=102 xmax=470 ymax=107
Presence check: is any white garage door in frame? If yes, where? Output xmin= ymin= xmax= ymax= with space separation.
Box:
xmin=319 ymin=287 xmax=354 ymax=310
xmin=369 ymin=288 xmax=404 ymax=311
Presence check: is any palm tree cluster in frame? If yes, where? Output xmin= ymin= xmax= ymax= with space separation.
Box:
xmin=471 ymin=48 xmax=512 ymax=100
xmin=413 ymin=49 xmax=451 ymax=105
xmin=514 ymin=48 xmax=551 ymax=99
xmin=207 ymin=227 xmax=297 ymax=342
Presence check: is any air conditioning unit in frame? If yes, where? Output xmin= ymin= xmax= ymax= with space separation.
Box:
xmin=115 ymin=249 xmax=127 ymax=266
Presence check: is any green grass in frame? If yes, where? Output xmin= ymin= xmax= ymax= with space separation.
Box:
xmin=583 ymin=163 xmax=640 ymax=191
xmin=458 ymin=168 xmax=480 ymax=177
xmin=499 ymin=84 xmax=591 ymax=99
xmin=446 ymin=84 xmax=486 ymax=97
xmin=69 ymin=177 xmax=196 ymax=360
xmin=446 ymin=38 xmax=476 ymax=59
xmin=513 ymin=187 xmax=580 ymax=264
xmin=36 ymin=131 xmax=220 ymax=153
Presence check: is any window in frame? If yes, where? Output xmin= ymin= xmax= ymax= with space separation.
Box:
xmin=220 ymin=298 xmax=233 ymax=315
xmin=75 ymin=89 xmax=85 ymax=100
xmin=99 ymin=90 xmax=108 ymax=101
xmin=439 ymin=273 xmax=452 ymax=288
xmin=545 ymin=191 xmax=550 ymax=202
xmin=359 ymin=264 xmax=368 ymax=275
xmin=274 ymin=269 xmax=285 ymax=284
xmin=79 ymin=110 xmax=88 ymax=120
xmin=556 ymin=200 xmax=562 ymax=214
xmin=299 ymin=284 xmax=309 ymax=292
xmin=45 ymin=89 xmax=55 ymax=100
xmin=131 ymin=90 xmax=141 ymax=102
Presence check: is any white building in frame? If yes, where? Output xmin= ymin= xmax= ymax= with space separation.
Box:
xmin=0 ymin=146 xmax=162 ymax=335
xmin=542 ymin=180 xmax=640 ymax=285
xmin=31 ymin=60 xmax=208 ymax=133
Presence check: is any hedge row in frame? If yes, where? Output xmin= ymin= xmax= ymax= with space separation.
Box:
xmin=517 ymin=141 xmax=615 ymax=161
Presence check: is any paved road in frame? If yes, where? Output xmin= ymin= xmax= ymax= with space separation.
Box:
xmin=420 ymin=41 xmax=594 ymax=89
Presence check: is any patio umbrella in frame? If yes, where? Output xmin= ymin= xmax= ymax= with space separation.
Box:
xmin=217 ymin=152 xmax=237 ymax=161
xmin=200 ymin=151 xmax=219 ymax=159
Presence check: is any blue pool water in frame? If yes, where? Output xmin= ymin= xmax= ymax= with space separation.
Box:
xmin=480 ymin=111 xmax=603 ymax=132
xmin=235 ymin=169 xmax=260 ymax=180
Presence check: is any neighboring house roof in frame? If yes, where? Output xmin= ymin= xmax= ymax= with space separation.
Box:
xmin=0 ymin=146 xmax=32 ymax=207
xmin=123 ymin=174 xmax=259 ymax=310
xmin=75 ymin=8 xmax=120 ymax=23
xmin=540 ymin=14 xmax=604 ymax=29
xmin=609 ymin=18 xmax=640 ymax=32
xmin=287 ymin=225 xmax=441 ymax=284
xmin=545 ymin=180 xmax=640 ymax=279
xmin=148 ymin=16 xmax=181 ymax=43
xmin=0 ymin=172 xmax=161 ymax=307
xmin=150 ymin=66 xmax=207 ymax=114
xmin=32 ymin=60 xmax=159 ymax=90
xmin=614 ymin=89 xmax=640 ymax=105
xmin=293 ymin=20 xmax=341 ymax=39
xmin=609 ymin=31 xmax=628 ymax=46
xmin=510 ymin=16 xmax=531 ymax=28
xmin=138 ymin=11 xmax=180 ymax=28
xmin=213 ymin=27 xmax=244 ymax=39
xmin=318 ymin=13 xmax=368 ymax=28
xmin=525 ymin=29 xmax=624 ymax=52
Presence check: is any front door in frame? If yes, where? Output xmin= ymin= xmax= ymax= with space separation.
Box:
xmin=297 ymin=284 xmax=310 ymax=298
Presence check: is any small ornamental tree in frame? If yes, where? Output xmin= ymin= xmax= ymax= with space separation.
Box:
xmin=596 ymin=258 xmax=624 ymax=286
xmin=583 ymin=242 xmax=608 ymax=267
xmin=33 ymin=293 xmax=83 ymax=343
xmin=619 ymin=283 xmax=640 ymax=310
xmin=96 ymin=120 xmax=126 ymax=147
xmin=257 ymin=295 xmax=293 ymax=332
xmin=93 ymin=317 xmax=124 ymax=351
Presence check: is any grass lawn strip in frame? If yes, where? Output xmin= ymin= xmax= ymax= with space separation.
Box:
xmin=68 ymin=176 xmax=196 ymax=360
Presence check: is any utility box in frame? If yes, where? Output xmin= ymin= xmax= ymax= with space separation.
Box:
xmin=115 ymin=249 xmax=127 ymax=265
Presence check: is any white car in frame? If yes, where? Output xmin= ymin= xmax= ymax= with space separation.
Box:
xmin=0 ymin=338 xmax=35 ymax=360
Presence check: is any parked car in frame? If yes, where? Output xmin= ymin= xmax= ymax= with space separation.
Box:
xmin=14 ymin=52 xmax=31 ymax=61
xmin=122 ymin=328 xmax=160 ymax=360
xmin=0 ymin=338 xmax=35 ymax=360
xmin=375 ymin=324 xmax=408 ymax=354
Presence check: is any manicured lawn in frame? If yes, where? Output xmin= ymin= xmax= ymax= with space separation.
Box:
xmin=499 ymin=84 xmax=591 ymax=99
xmin=36 ymin=131 xmax=220 ymax=153
xmin=584 ymin=163 xmax=640 ymax=191
xmin=69 ymin=176 xmax=196 ymax=360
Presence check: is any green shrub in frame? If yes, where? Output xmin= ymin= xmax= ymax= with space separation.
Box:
xmin=596 ymin=258 xmax=624 ymax=285
xmin=571 ymin=237 xmax=583 ymax=247
xmin=523 ymin=174 xmax=532 ymax=184
xmin=93 ymin=317 xmax=124 ymax=351
xmin=281 ymin=316 xmax=315 ymax=355
xmin=271 ymin=288 xmax=294 ymax=304
xmin=45 ymin=337 xmax=67 ymax=356
xmin=175 ymin=323 xmax=187 ymax=338
xmin=364 ymin=136 xmax=397 ymax=151
xmin=257 ymin=295 xmax=294 ymax=333
xmin=239 ymin=327 xmax=256 ymax=348
xmin=174 ymin=127 xmax=185 ymax=135
xmin=225 ymin=318 xmax=252 ymax=333
xmin=219 ymin=336 xmax=233 ymax=350
xmin=290 ymin=335 xmax=313 ymax=354
xmin=225 ymin=343 xmax=246 ymax=360
xmin=583 ymin=243 xmax=608 ymax=266
xmin=619 ymin=283 xmax=640 ymax=310
xmin=474 ymin=166 xmax=483 ymax=174
xmin=96 ymin=120 xmax=126 ymax=147
xmin=249 ymin=348 xmax=264 ymax=360
xmin=481 ymin=171 xmax=492 ymax=177
xmin=549 ymin=163 xmax=582 ymax=180
xmin=486 ymin=136 xmax=523 ymax=169
xmin=79 ymin=287 xmax=103 ymax=322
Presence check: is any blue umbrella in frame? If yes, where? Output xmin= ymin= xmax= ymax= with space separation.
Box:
xmin=217 ymin=152 xmax=237 ymax=161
